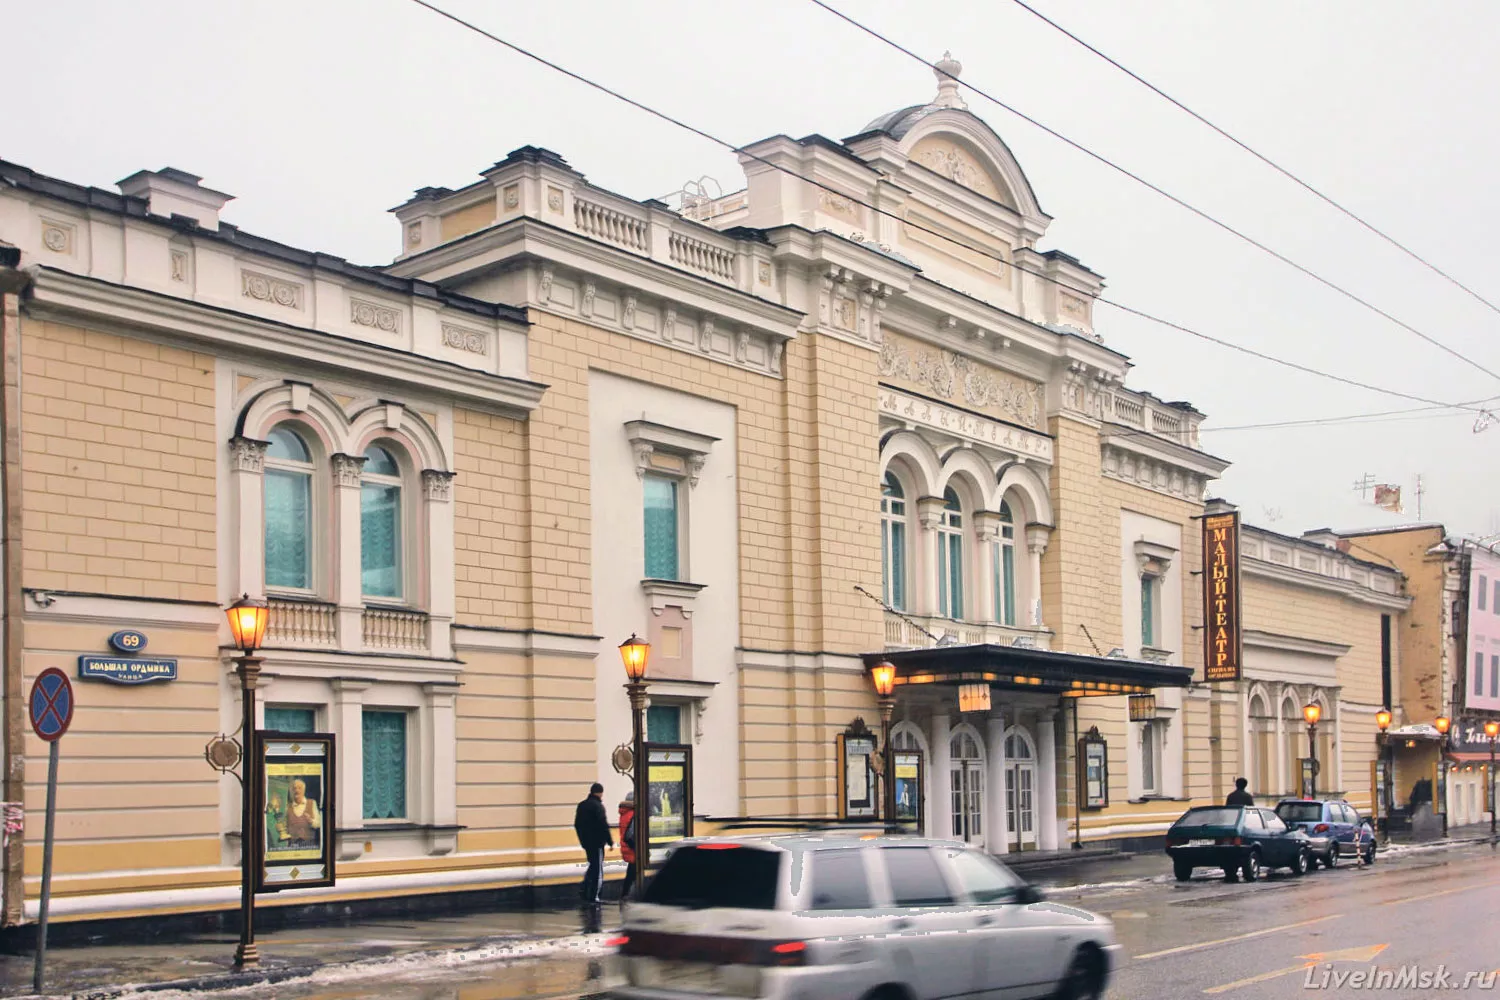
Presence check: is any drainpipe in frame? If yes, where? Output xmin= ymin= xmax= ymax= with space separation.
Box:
xmin=0 ymin=248 xmax=30 ymax=926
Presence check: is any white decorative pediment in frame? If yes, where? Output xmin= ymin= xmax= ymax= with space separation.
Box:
xmin=625 ymin=420 xmax=719 ymax=488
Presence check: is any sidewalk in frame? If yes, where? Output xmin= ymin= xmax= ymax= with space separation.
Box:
xmin=5 ymin=829 xmax=1491 ymax=1000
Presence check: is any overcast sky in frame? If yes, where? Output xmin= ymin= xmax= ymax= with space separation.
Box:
xmin=9 ymin=0 xmax=1499 ymax=538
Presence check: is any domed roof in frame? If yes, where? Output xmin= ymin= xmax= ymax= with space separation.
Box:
xmin=860 ymin=51 xmax=969 ymax=139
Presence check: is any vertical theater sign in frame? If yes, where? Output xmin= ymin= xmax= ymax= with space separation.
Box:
xmin=1202 ymin=510 xmax=1243 ymax=683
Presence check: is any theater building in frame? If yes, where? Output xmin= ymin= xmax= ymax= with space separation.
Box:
xmin=0 ymin=59 xmax=1405 ymax=929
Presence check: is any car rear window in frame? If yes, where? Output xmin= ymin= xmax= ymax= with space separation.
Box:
xmin=883 ymin=847 xmax=956 ymax=907
xmin=643 ymin=845 xmax=782 ymax=910
xmin=1173 ymin=807 xmax=1240 ymax=828
xmin=809 ymin=849 xmax=873 ymax=910
xmin=1277 ymin=802 xmax=1323 ymax=823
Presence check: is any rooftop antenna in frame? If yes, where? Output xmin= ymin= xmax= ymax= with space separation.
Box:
xmin=1415 ymin=474 xmax=1426 ymax=520
xmin=1352 ymin=474 xmax=1375 ymax=499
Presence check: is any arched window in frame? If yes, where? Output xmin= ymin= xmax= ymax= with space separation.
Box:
xmin=881 ymin=473 xmax=908 ymax=610
xmin=1281 ymin=698 xmax=1303 ymax=795
xmin=361 ymin=444 xmax=403 ymax=599
xmin=993 ymin=500 xmax=1016 ymax=625
xmin=1248 ymin=691 xmax=1275 ymax=797
xmin=265 ymin=424 xmax=314 ymax=591
xmin=938 ymin=488 xmax=965 ymax=619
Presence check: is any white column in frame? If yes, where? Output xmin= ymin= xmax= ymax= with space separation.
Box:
xmin=916 ymin=498 xmax=945 ymax=618
xmin=986 ymin=707 xmax=1010 ymax=854
xmin=423 ymin=681 xmax=459 ymax=855
xmin=1026 ymin=525 xmax=1050 ymax=628
xmin=229 ymin=437 xmax=268 ymax=596
xmin=930 ymin=708 xmax=953 ymax=839
xmin=332 ymin=453 xmax=366 ymax=649
xmin=332 ymin=678 xmax=369 ymax=860
xmin=974 ymin=513 xmax=1002 ymax=625
xmin=422 ymin=471 xmax=456 ymax=659
xmin=1037 ymin=709 xmax=1060 ymax=851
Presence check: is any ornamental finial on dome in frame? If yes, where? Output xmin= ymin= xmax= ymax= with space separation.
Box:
xmin=933 ymin=50 xmax=967 ymax=110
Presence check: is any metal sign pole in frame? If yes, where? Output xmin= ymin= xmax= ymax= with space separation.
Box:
xmin=31 ymin=739 xmax=59 ymax=994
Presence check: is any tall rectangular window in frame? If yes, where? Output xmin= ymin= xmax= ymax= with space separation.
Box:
xmin=993 ymin=541 xmax=1015 ymax=625
xmin=1480 ymin=575 xmax=1490 ymax=612
xmin=938 ymin=532 xmax=964 ymax=619
xmin=264 ymin=469 xmax=311 ymax=589
xmin=881 ymin=475 xmax=907 ymax=611
xmin=1380 ymin=615 xmax=1393 ymax=709
xmin=362 ymin=709 xmax=408 ymax=820
xmin=1141 ymin=575 xmax=1157 ymax=648
xmin=647 ymin=704 xmax=682 ymax=744
xmin=265 ymin=705 xmax=316 ymax=732
xmin=360 ymin=484 xmax=403 ymax=598
xmin=643 ymin=475 xmax=680 ymax=580
xmin=1141 ymin=722 xmax=1160 ymax=796
xmin=1492 ymin=655 xmax=1499 ymax=700
xmin=1476 ymin=652 xmax=1486 ymax=697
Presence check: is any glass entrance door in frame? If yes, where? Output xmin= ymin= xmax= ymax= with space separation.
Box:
xmin=949 ymin=730 xmax=983 ymax=844
xmin=1005 ymin=732 xmax=1037 ymax=851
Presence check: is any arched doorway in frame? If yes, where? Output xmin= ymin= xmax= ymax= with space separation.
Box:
xmin=1005 ymin=728 xmax=1037 ymax=851
xmin=891 ymin=722 xmax=927 ymax=833
xmin=949 ymin=726 xmax=984 ymax=845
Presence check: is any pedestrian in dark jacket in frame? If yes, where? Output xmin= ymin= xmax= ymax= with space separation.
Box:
xmin=1225 ymin=777 xmax=1255 ymax=807
xmin=574 ymin=782 xmax=613 ymax=908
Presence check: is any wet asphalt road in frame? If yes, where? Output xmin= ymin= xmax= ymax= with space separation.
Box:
xmin=20 ymin=840 xmax=1500 ymax=1000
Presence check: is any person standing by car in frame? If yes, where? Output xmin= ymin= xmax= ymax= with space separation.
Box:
xmin=618 ymin=790 xmax=637 ymax=908
xmin=1226 ymin=777 xmax=1255 ymax=807
xmin=574 ymin=782 xmax=613 ymax=923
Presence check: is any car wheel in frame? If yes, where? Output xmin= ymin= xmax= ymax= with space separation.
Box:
xmin=1364 ymin=845 xmax=1376 ymax=865
xmin=1053 ymin=945 xmax=1105 ymax=1000
xmin=1326 ymin=845 xmax=1339 ymax=869
xmin=1174 ymin=859 xmax=1194 ymax=882
xmin=1291 ymin=849 xmax=1308 ymax=876
xmin=1241 ymin=850 xmax=1261 ymax=882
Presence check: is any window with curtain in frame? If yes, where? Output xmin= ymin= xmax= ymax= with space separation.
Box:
xmin=265 ymin=705 xmax=316 ymax=733
xmin=647 ymin=704 xmax=682 ymax=744
xmin=643 ymin=474 xmax=680 ymax=580
xmin=993 ymin=501 xmax=1016 ymax=625
xmin=361 ymin=444 xmax=403 ymax=599
xmin=1141 ymin=574 xmax=1158 ymax=648
xmin=362 ymin=709 xmax=408 ymax=820
xmin=1141 ymin=721 xmax=1161 ymax=795
xmin=881 ymin=473 xmax=907 ymax=611
xmin=264 ymin=425 xmax=313 ymax=591
xmin=937 ymin=488 xmax=964 ymax=620
xmin=1476 ymin=652 xmax=1485 ymax=697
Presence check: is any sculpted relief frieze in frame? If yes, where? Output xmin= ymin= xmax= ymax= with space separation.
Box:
xmin=907 ymin=137 xmax=1011 ymax=207
xmin=879 ymin=334 xmax=1042 ymax=430
xmin=879 ymin=387 xmax=1052 ymax=462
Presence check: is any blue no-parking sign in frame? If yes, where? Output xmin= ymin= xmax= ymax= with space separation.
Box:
xmin=29 ymin=668 xmax=73 ymax=742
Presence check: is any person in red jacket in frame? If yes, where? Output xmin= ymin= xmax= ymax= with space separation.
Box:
xmin=618 ymin=791 xmax=637 ymax=906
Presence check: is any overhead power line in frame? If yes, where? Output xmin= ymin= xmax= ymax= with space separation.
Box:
xmin=402 ymin=0 xmax=1490 ymax=416
xmin=1006 ymin=0 xmax=1500 ymax=321
xmin=805 ymin=0 xmax=1500 ymax=385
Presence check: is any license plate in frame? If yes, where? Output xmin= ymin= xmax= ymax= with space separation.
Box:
xmin=1186 ymin=838 xmax=1215 ymax=847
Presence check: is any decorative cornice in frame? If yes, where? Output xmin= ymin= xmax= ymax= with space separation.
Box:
xmin=229 ymin=436 xmax=268 ymax=473
xmin=1243 ymin=629 xmax=1352 ymax=658
xmin=1242 ymin=559 xmax=1411 ymax=611
xmin=879 ymin=384 xmax=1053 ymax=463
xmin=25 ymin=267 xmax=547 ymax=417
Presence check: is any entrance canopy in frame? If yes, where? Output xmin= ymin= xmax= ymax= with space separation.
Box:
xmin=861 ymin=643 xmax=1194 ymax=697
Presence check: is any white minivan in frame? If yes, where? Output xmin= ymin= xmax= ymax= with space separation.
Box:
xmin=610 ymin=834 xmax=1120 ymax=1000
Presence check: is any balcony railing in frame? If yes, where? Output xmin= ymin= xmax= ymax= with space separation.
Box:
xmin=1104 ymin=389 xmax=1202 ymax=448
xmin=668 ymin=231 xmax=737 ymax=282
xmin=363 ymin=606 xmax=430 ymax=652
xmin=266 ymin=598 xmax=337 ymax=647
xmin=574 ymin=197 xmax=650 ymax=254
xmin=884 ymin=611 xmax=1052 ymax=652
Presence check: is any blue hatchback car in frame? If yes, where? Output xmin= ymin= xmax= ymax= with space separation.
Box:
xmin=1274 ymin=798 xmax=1376 ymax=868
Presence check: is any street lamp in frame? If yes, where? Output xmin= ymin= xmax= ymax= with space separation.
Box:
xmin=1376 ymin=709 xmax=1392 ymax=846
xmin=1303 ymin=703 xmax=1322 ymax=798
xmin=1435 ymin=716 xmax=1451 ymax=836
xmin=619 ymin=635 xmax=651 ymax=898
xmin=225 ymin=594 xmax=270 ymax=969
xmin=1486 ymin=720 xmax=1499 ymax=841
xmin=870 ymin=662 xmax=897 ymax=827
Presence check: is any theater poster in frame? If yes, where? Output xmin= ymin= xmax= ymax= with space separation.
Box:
xmin=254 ymin=732 xmax=336 ymax=892
xmin=645 ymin=743 xmax=693 ymax=860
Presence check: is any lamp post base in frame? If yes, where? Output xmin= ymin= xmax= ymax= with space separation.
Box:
xmin=233 ymin=942 xmax=259 ymax=969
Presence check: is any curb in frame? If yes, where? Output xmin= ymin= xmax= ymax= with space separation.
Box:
xmin=11 ymin=932 xmax=614 ymax=1000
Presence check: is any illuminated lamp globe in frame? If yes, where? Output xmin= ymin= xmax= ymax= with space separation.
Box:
xmin=1487 ymin=721 xmax=1500 ymax=740
xmin=225 ymin=594 xmax=270 ymax=654
xmin=1303 ymin=703 xmax=1322 ymax=726
xmin=1375 ymin=709 xmax=1392 ymax=732
xmin=619 ymin=634 xmax=651 ymax=682
xmin=1435 ymin=716 xmax=1451 ymax=735
xmin=870 ymin=662 xmax=897 ymax=699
